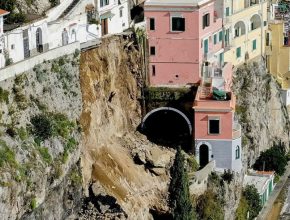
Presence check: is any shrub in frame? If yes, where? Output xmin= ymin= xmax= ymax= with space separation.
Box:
xmin=221 ymin=169 xmax=234 ymax=184
xmin=0 ymin=140 xmax=17 ymax=168
xmin=235 ymin=196 xmax=249 ymax=220
xmin=196 ymin=189 xmax=224 ymax=220
xmin=253 ymin=142 xmax=287 ymax=176
xmin=0 ymin=88 xmax=9 ymax=103
xmin=243 ymin=185 xmax=262 ymax=219
xmin=30 ymin=198 xmax=37 ymax=210
xmin=38 ymin=147 xmax=52 ymax=164
xmin=31 ymin=114 xmax=53 ymax=140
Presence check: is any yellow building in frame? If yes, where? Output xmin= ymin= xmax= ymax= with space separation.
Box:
xmin=267 ymin=21 xmax=290 ymax=89
xmin=217 ymin=0 xmax=268 ymax=66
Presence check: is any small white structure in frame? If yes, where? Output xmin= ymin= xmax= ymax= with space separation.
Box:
xmin=244 ymin=171 xmax=275 ymax=206
xmin=0 ymin=9 xmax=10 ymax=68
xmin=97 ymin=0 xmax=131 ymax=36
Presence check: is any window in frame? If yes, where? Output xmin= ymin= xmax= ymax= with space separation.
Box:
xmin=208 ymin=117 xmax=220 ymax=134
xmin=214 ymin=34 xmax=217 ymax=44
xmin=202 ymin=13 xmax=210 ymax=29
xmin=11 ymin=44 xmax=15 ymax=50
xmin=150 ymin=46 xmax=156 ymax=55
xmin=150 ymin=18 xmax=155 ymax=31
xmin=252 ymin=39 xmax=257 ymax=51
xmin=235 ymin=146 xmax=240 ymax=159
xmin=219 ymin=31 xmax=223 ymax=42
xmin=119 ymin=8 xmax=123 ymax=17
xmin=204 ymin=39 xmax=209 ymax=54
xmin=264 ymin=21 xmax=267 ymax=26
xmin=236 ymin=47 xmax=241 ymax=58
xmin=171 ymin=17 xmax=185 ymax=32
xmin=226 ymin=7 xmax=230 ymax=16
xmin=235 ymin=28 xmax=240 ymax=38
xmin=152 ymin=65 xmax=156 ymax=76
xmin=266 ymin=33 xmax=270 ymax=46
xmin=100 ymin=0 xmax=109 ymax=7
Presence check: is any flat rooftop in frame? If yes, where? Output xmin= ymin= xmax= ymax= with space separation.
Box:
xmin=244 ymin=175 xmax=270 ymax=194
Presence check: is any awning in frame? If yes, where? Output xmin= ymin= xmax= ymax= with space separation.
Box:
xmin=100 ymin=12 xmax=115 ymax=19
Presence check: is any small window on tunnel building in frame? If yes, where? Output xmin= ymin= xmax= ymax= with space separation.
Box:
xmin=208 ymin=117 xmax=220 ymax=134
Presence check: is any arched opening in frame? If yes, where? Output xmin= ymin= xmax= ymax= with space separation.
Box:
xmin=141 ymin=107 xmax=192 ymax=150
xmin=234 ymin=21 xmax=246 ymax=38
xmin=71 ymin=29 xmax=77 ymax=42
xmin=199 ymin=144 xmax=209 ymax=168
xmin=62 ymin=28 xmax=69 ymax=46
xmin=250 ymin=14 xmax=261 ymax=31
xmin=36 ymin=27 xmax=43 ymax=53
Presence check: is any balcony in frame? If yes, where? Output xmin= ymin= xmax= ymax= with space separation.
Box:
xmin=203 ymin=51 xmax=214 ymax=61
xmin=232 ymin=122 xmax=241 ymax=139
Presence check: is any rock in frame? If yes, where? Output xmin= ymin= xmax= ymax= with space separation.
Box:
xmin=146 ymin=147 xmax=173 ymax=168
xmin=149 ymin=168 xmax=166 ymax=176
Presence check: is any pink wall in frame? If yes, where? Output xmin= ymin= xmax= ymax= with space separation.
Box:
xmin=145 ymin=3 xmax=224 ymax=86
xmin=194 ymin=111 xmax=233 ymax=140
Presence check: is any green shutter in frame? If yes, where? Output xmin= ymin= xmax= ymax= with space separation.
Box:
xmin=236 ymin=47 xmax=241 ymax=58
xmin=226 ymin=7 xmax=230 ymax=16
xmin=204 ymin=39 xmax=209 ymax=54
xmin=214 ymin=34 xmax=217 ymax=44
xmin=253 ymin=39 xmax=257 ymax=50
xmin=219 ymin=31 xmax=223 ymax=42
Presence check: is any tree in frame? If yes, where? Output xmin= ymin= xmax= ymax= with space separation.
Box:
xmin=253 ymin=142 xmax=287 ymax=176
xmin=0 ymin=0 xmax=26 ymax=24
xmin=168 ymin=147 xmax=195 ymax=220
xmin=243 ymin=185 xmax=262 ymax=220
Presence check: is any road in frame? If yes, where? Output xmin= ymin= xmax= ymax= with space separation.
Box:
xmin=257 ymin=163 xmax=290 ymax=220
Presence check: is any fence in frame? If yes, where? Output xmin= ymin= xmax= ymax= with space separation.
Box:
xmin=0 ymin=41 xmax=80 ymax=82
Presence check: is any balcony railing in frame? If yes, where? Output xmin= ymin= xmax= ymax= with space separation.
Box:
xmin=233 ymin=122 xmax=241 ymax=139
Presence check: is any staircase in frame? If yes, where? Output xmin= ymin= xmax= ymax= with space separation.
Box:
xmin=199 ymin=78 xmax=212 ymax=99
xmin=61 ymin=0 xmax=81 ymax=18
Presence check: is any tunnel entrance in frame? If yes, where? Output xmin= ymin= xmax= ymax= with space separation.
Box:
xmin=141 ymin=107 xmax=192 ymax=150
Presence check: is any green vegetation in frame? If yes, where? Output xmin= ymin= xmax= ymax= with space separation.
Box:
xmin=31 ymin=113 xmax=75 ymax=141
xmin=253 ymin=142 xmax=287 ymax=176
xmin=69 ymin=167 xmax=82 ymax=186
xmin=17 ymin=127 xmax=28 ymax=141
xmin=49 ymin=0 xmax=59 ymax=7
xmin=0 ymin=88 xmax=9 ymax=104
xmin=37 ymin=147 xmax=52 ymax=164
xmin=196 ymin=189 xmax=224 ymax=220
xmin=221 ymin=169 xmax=234 ymax=184
xmin=0 ymin=1 xmax=26 ymax=24
xmin=145 ymin=87 xmax=191 ymax=101
xmin=169 ymin=147 xmax=195 ymax=220
xmin=186 ymin=156 xmax=199 ymax=172
xmin=235 ymin=196 xmax=249 ymax=220
xmin=241 ymin=185 xmax=262 ymax=220
xmin=0 ymin=140 xmax=17 ymax=168
xmin=30 ymin=197 xmax=37 ymax=210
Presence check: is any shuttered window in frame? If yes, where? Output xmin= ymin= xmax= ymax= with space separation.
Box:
xmin=236 ymin=47 xmax=241 ymax=58
xmin=202 ymin=13 xmax=210 ymax=29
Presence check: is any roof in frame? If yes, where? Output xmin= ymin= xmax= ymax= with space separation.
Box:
xmin=244 ymin=175 xmax=270 ymax=194
xmin=144 ymin=0 xmax=212 ymax=7
xmin=0 ymin=9 xmax=9 ymax=16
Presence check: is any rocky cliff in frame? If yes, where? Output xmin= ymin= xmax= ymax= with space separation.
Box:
xmin=233 ymin=60 xmax=290 ymax=167
xmin=0 ymin=52 xmax=83 ymax=219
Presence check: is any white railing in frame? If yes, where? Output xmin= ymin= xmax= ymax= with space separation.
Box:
xmin=0 ymin=41 xmax=80 ymax=82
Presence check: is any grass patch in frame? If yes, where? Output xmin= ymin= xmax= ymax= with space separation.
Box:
xmin=0 ymin=140 xmax=18 ymax=168
xmin=0 ymin=88 xmax=9 ymax=104
xmin=37 ymin=147 xmax=52 ymax=164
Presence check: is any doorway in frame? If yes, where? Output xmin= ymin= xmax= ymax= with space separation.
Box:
xmin=199 ymin=144 xmax=209 ymax=168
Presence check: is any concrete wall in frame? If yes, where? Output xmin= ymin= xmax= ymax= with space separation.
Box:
xmin=0 ymin=42 xmax=80 ymax=81
xmin=195 ymin=137 xmax=242 ymax=172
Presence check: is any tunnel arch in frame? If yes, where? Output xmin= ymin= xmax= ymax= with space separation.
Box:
xmin=141 ymin=107 xmax=192 ymax=134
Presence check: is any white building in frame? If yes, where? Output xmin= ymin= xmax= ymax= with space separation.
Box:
xmin=97 ymin=0 xmax=131 ymax=36
xmin=0 ymin=0 xmax=132 ymax=69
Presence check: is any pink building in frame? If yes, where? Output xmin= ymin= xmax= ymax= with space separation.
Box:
xmin=144 ymin=0 xmax=227 ymax=86
xmin=193 ymin=78 xmax=242 ymax=172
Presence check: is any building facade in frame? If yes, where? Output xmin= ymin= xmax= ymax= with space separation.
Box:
xmin=0 ymin=9 xmax=9 ymax=68
xmin=193 ymin=71 xmax=242 ymax=172
xmin=98 ymin=0 xmax=131 ymax=36
xmin=217 ymin=0 xmax=268 ymax=66
xmin=144 ymin=0 xmax=230 ymax=86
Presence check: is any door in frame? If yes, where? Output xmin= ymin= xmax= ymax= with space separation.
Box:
xmin=101 ymin=18 xmax=108 ymax=36
xmin=36 ymin=28 xmax=43 ymax=53
xmin=23 ymin=29 xmax=30 ymax=59
xmin=199 ymin=144 xmax=209 ymax=168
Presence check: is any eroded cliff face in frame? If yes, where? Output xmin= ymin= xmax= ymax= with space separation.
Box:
xmin=0 ymin=53 xmax=83 ymax=220
xmin=233 ymin=61 xmax=290 ymax=167
xmin=79 ymin=36 xmax=173 ymax=219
